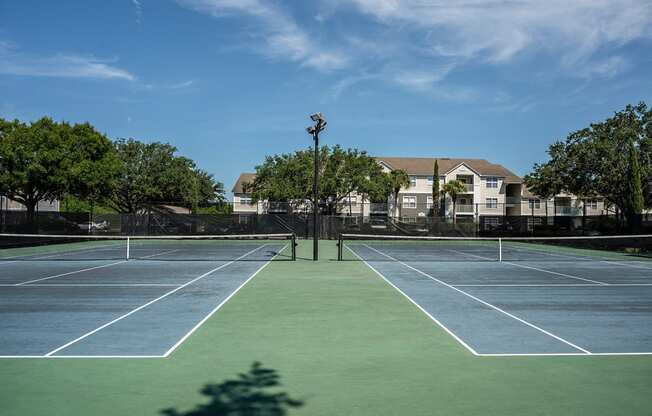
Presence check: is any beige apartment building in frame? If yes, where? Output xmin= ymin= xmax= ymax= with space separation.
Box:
xmin=231 ymin=156 xmax=608 ymax=221
xmin=0 ymin=196 xmax=59 ymax=212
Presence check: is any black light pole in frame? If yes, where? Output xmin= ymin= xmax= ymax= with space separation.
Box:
xmin=307 ymin=113 xmax=327 ymax=261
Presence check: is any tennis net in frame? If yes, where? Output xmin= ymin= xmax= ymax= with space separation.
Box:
xmin=337 ymin=233 xmax=652 ymax=262
xmin=0 ymin=233 xmax=296 ymax=261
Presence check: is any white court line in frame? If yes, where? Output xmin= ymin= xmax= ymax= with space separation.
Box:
xmin=346 ymin=246 xmax=479 ymax=356
xmin=362 ymin=244 xmax=592 ymax=354
xmin=135 ymin=249 xmax=181 ymax=260
xmin=1 ymin=242 xmax=127 ymax=262
xmin=453 ymin=284 xmax=652 ymax=287
xmin=14 ymin=261 xmax=128 ymax=286
xmin=42 ymin=244 xmax=268 ymax=357
xmin=0 ymin=355 xmax=165 ymax=359
xmin=0 ymin=283 xmax=180 ymax=287
xmin=13 ymin=249 xmax=179 ymax=286
xmin=163 ymin=244 xmax=288 ymax=357
xmin=447 ymin=248 xmax=609 ymax=285
xmin=478 ymin=352 xmax=652 ymax=357
xmin=503 ymin=242 xmax=652 ymax=270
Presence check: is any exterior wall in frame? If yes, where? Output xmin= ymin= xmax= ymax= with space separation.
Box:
xmin=233 ymin=193 xmax=263 ymax=214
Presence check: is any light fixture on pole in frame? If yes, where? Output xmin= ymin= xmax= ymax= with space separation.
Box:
xmin=306 ymin=112 xmax=327 ymax=261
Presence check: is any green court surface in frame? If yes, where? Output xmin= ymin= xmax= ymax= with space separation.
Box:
xmin=1 ymin=241 xmax=651 ymax=415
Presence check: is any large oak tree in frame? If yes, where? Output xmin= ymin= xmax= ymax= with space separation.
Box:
xmin=525 ymin=102 xmax=652 ymax=227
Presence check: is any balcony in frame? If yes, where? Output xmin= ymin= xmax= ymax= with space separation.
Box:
xmin=455 ymin=204 xmax=474 ymax=213
xmin=505 ymin=197 xmax=521 ymax=205
xmin=461 ymin=183 xmax=474 ymax=192
xmin=369 ymin=203 xmax=389 ymax=214
xmin=555 ymin=206 xmax=582 ymax=216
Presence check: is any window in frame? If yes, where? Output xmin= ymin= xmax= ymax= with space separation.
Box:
xmin=427 ymin=196 xmax=433 ymax=209
xmin=402 ymin=196 xmax=416 ymax=208
xmin=426 ymin=176 xmax=433 ymax=185
xmin=586 ymin=199 xmax=598 ymax=210
xmin=528 ymin=199 xmax=540 ymax=209
xmin=486 ymin=198 xmax=498 ymax=209
xmin=409 ymin=176 xmax=417 ymax=187
xmin=240 ymin=197 xmax=253 ymax=205
xmin=486 ymin=177 xmax=498 ymax=188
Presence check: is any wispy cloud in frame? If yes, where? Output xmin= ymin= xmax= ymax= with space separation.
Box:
xmin=175 ymin=0 xmax=651 ymax=100
xmin=392 ymin=66 xmax=455 ymax=92
xmin=168 ymin=79 xmax=195 ymax=89
xmin=0 ymin=43 xmax=135 ymax=81
xmin=176 ymin=0 xmax=348 ymax=71
xmin=350 ymin=0 xmax=652 ymax=65
xmin=132 ymin=0 xmax=143 ymax=24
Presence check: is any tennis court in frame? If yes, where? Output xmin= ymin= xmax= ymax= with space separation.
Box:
xmin=340 ymin=234 xmax=652 ymax=356
xmin=0 ymin=233 xmax=294 ymax=357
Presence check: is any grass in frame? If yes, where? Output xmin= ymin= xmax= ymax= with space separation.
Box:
xmin=1 ymin=240 xmax=651 ymax=415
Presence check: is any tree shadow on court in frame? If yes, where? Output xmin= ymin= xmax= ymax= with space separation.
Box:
xmin=160 ymin=362 xmax=304 ymax=416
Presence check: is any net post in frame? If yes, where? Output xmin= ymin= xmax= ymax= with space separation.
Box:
xmin=126 ymin=237 xmax=130 ymax=261
xmin=291 ymin=234 xmax=297 ymax=261
xmin=498 ymin=238 xmax=502 ymax=262
xmin=337 ymin=234 xmax=343 ymax=261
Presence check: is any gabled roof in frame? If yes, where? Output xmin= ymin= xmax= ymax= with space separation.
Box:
xmin=232 ymin=173 xmax=256 ymax=193
xmin=374 ymin=156 xmax=522 ymax=184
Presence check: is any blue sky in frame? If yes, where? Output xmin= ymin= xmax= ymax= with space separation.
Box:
xmin=1 ymin=1 xmax=651 ymax=198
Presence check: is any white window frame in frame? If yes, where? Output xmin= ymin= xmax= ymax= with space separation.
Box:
xmin=426 ymin=176 xmax=433 ymax=185
xmin=240 ymin=197 xmax=253 ymax=205
xmin=402 ymin=196 xmax=417 ymax=209
xmin=528 ymin=199 xmax=541 ymax=209
xmin=486 ymin=177 xmax=498 ymax=188
xmin=409 ymin=176 xmax=417 ymax=187
xmin=586 ymin=199 xmax=598 ymax=210
xmin=486 ymin=198 xmax=498 ymax=209
xmin=426 ymin=196 xmax=433 ymax=209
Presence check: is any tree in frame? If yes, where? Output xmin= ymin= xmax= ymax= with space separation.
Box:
xmin=432 ymin=160 xmax=440 ymax=216
xmin=525 ymin=102 xmax=652 ymax=227
xmin=245 ymin=145 xmax=390 ymax=214
xmin=388 ymin=169 xmax=410 ymax=218
xmin=442 ymin=180 xmax=466 ymax=223
xmin=109 ymin=139 xmax=221 ymax=213
xmin=624 ymin=141 xmax=644 ymax=227
xmin=0 ymin=117 xmax=117 ymax=225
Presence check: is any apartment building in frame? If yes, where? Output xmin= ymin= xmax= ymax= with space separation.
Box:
xmin=231 ymin=156 xmax=607 ymax=221
xmin=0 ymin=196 xmax=59 ymax=212
xmin=232 ymin=173 xmax=262 ymax=213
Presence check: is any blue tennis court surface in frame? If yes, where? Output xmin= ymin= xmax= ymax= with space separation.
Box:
xmin=347 ymin=242 xmax=652 ymax=356
xmin=0 ymin=242 xmax=289 ymax=357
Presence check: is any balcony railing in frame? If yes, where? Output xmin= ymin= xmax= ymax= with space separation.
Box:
xmin=370 ymin=203 xmax=389 ymax=214
xmin=555 ymin=206 xmax=582 ymax=216
xmin=461 ymin=183 xmax=474 ymax=192
xmin=505 ymin=197 xmax=521 ymax=205
xmin=455 ymin=204 xmax=474 ymax=213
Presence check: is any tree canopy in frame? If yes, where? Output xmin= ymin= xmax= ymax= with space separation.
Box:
xmin=245 ymin=145 xmax=391 ymax=212
xmin=525 ymin=102 xmax=652 ymax=226
xmin=0 ymin=117 xmax=224 ymax=218
xmin=109 ymin=139 xmax=223 ymax=213
xmin=0 ymin=117 xmax=117 ymax=220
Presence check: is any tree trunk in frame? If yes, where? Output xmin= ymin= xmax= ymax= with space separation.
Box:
xmin=24 ymin=199 xmax=38 ymax=233
xmin=394 ymin=195 xmax=399 ymax=219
